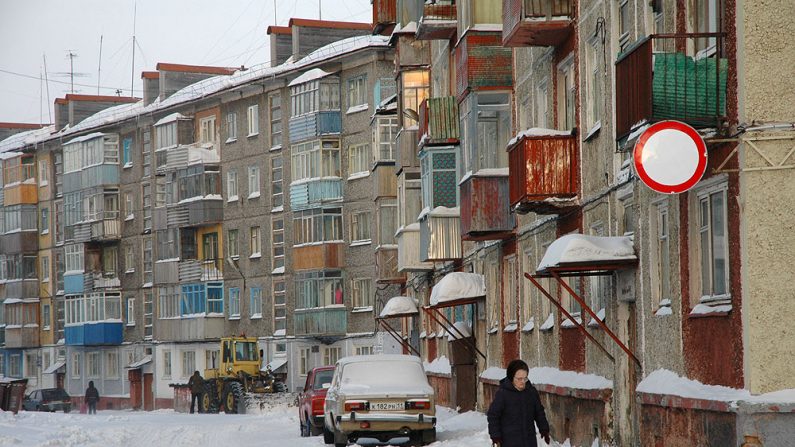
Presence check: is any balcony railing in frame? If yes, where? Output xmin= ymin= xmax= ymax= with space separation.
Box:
xmin=375 ymin=247 xmax=405 ymax=284
xmin=455 ymin=32 xmax=513 ymax=98
xmin=396 ymin=224 xmax=433 ymax=272
xmin=460 ymin=171 xmax=515 ymax=241
xmin=179 ymin=258 xmax=223 ymax=283
xmin=294 ymin=306 xmax=347 ymax=336
xmin=418 ymin=97 xmax=460 ymax=148
xmin=615 ymin=33 xmax=728 ymax=140
xmin=417 ymin=2 xmax=457 ymax=40
xmin=288 ymin=111 xmax=342 ymax=143
xmin=289 ymin=178 xmax=343 ymax=211
xmin=502 ymin=0 xmax=574 ymax=47
xmin=419 ymin=207 xmax=462 ymax=261
xmin=90 ymin=215 xmax=121 ymax=241
xmin=3 ymin=324 xmax=40 ymax=348
xmin=292 ymin=243 xmax=345 ymax=271
xmin=508 ymin=130 xmax=578 ymax=214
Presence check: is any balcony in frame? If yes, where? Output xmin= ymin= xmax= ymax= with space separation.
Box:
xmin=460 ymin=170 xmax=515 ymax=241
xmin=396 ymin=224 xmax=433 ymax=272
xmin=154 ymin=258 xmax=179 ymax=284
xmin=0 ymin=231 xmax=37 ymax=254
xmin=1 ymin=280 xmax=39 ymax=300
xmin=288 ymin=111 xmax=342 ymax=143
xmin=2 ymin=183 xmax=37 ymax=206
xmin=417 ymin=2 xmax=457 ymax=41
xmin=90 ymin=215 xmax=122 ymax=241
xmin=3 ymin=323 xmax=40 ymax=348
xmin=86 ymin=272 xmax=121 ymax=290
xmin=615 ymin=33 xmax=728 ymax=140
xmin=63 ymin=164 xmax=119 ymax=193
xmin=372 ymin=163 xmax=397 ymax=199
xmin=2 ymin=162 xmax=36 ymax=205
xmin=293 ymin=243 xmax=345 ymax=271
xmin=65 ymin=321 xmax=123 ymax=345
xmin=64 ymin=291 xmax=124 ymax=346
xmin=64 ymin=272 xmax=84 ymax=295
xmin=155 ymin=313 xmax=225 ymax=342
xmin=178 ymin=258 xmax=223 ymax=283
xmin=419 ymin=207 xmax=462 ymax=261
xmin=455 ymin=32 xmax=513 ymax=98
xmin=418 ymin=97 xmax=460 ymax=149
xmin=294 ymin=306 xmax=347 ymax=336
xmin=289 ymin=178 xmax=343 ymax=211
xmin=502 ymin=0 xmax=574 ymax=47
xmin=397 ymin=127 xmax=420 ymax=173
xmin=372 ymin=0 xmax=397 ymax=28
xmin=375 ymin=246 xmax=405 ymax=284
xmin=507 ymin=129 xmax=578 ymax=214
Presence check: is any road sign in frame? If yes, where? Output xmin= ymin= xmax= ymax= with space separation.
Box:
xmin=633 ymin=120 xmax=708 ymax=194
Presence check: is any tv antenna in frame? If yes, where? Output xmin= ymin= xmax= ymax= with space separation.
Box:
xmin=50 ymin=51 xmax=90 ymax=94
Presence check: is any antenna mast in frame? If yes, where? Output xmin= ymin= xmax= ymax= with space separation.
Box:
xmin=43 ymin=54 xmax=52 ymax=122
xmin=66 ymin=50 xmax=77 ymax=93
xmin=97 ymin=35 xmax=103 ymax=95
xmin=130 ymin=1 xmax=137 ymax=96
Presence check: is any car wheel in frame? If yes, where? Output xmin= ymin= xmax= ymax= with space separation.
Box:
xmin=333 ymin=427 xmax=348 ymax=447
xmin=323 ymin=425 xmax=335 ymax=444
xmin=300 ymin=415 xmax=310 ymax=437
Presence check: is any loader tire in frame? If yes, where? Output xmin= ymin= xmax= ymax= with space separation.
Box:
xmin=200 ymin=383 xmax=219 ymax=414
xmin=222 ymin=381 xmax=244 ymax=414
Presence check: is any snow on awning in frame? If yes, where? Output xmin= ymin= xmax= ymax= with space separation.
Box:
xmin=508 ymin=127 xmax=572 ymax=147
xmin=288 ymin=68 xmax=335 ymax=86
xmin=379 ymin=296 xmax=419 ymax=318
xmin=126 ymin=355 xmax=152 ymax=369
xmin=429 ymin=272 xmax=486 ymax=307
xmin=264 ymin=358 xmax=288 ymax=373
xmin=64 ymin=132 xmax=106 ymax=146
xmin=43 ymin=360 xmax=66 ymax=374
xmin=155 ymin=112 xmax=188 ymax=127
xmin=536 ymin=234 xmax=637 ymax=276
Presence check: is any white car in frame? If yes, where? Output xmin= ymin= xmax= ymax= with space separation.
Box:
xmin=323 ymin=354 xmax=437 ymax=446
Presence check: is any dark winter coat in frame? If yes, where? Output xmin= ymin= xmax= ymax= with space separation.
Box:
xmin=85 ymin=384 xmax=100 ymax=404
xmin=188 ymin=372 xmax=204 ymax=394
xmin=487 ymin=377 xmax=550 ymax=447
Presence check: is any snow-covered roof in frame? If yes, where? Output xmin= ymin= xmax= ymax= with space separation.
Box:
xmin=430 ymin=272 xmax=486 ymax=306
xmin=65 ymin=101 xmax=145 ymax=135
xmin=337 ymin=354 xmax=432 ymax=396
xmin=154 ymin=112 xmax=189 ymax=127
xmin=0 ymin=124 xmax=55 ymax=154
xmin=337 ymin=354 xmax=421 ymax=368
xmin=537 ymin=234 xmax=637 ymax=273
xmin=64 ymin=132 xmax=106 ymax=145
xmin=379 ymin=296 xmax=419 ymax=318
xmin=289 ymin=68 xmax=335 ymax=86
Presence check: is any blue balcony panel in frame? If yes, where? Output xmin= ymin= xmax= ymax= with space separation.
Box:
xmin=64 ymin=273 xmax=84 ymax=295
xmin=290 ymin=178 xmax=343 ymax=211
xmin=288 ymin=111 xmax=341 ymax=142
xmin=65 ymin=321 xmax=123 ymax=346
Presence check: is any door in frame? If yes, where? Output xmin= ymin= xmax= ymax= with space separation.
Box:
xmin=128 ymin=369 xmax=142 ymax=410
xmin=143 ymin=373 xmax=154 ymax=411
xmin=202 ymin=232 xmax=218 ymax=262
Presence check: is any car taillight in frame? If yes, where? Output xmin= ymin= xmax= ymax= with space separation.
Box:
xmin=312 ymin=398 xmax=324 ymax=415
xmin=344 ymin=400 xmax=368 ymax=412
xmin=405 ymin=399 xmax=431 ymax=410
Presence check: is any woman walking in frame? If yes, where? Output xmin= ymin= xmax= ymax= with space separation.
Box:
xmin=487 ymin=359 xmax=551 ymax=447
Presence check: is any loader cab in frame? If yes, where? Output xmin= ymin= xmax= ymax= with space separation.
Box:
xmin=208 ymin=337 xmax=262 ymax=378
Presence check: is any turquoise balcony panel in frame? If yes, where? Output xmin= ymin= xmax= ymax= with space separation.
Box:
xmin=288 ymin=111 xmax=342 ymax=142
xmin=293 ymin=306 xmax=347 ymax=336
xmin=289 ymin=178 xmax=343 ymax=211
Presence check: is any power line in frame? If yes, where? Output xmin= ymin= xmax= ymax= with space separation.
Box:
xmin=0 ymin=68 xmax=142 ymax=93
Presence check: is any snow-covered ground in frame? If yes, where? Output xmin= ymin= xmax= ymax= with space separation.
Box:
xmin=0 ymin=398 xmax=564 ymax=447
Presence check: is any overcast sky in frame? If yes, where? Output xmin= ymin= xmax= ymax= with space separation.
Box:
xmin=0 ymin=0 xmax=372 ymax=124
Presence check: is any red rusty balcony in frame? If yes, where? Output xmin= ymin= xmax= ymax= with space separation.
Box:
xmin=418 ymin=97 xmax=460 ymax=149
xmin=455 ymin=32 xmax=513 ymax=99
xmin=417 ymin=2 xmax=458 ymax=40
xmin=460 ymin=170 xmax=515 ymax=241
xmin=372 ymin=0 xmax=397 ymax=34
xmin=502 ymin=0 xmax=574 ymax=47
xmin=507 ymin=129 xmax=578 ymax=214
xmin=615 ymin=33 xmax=728 ymax=140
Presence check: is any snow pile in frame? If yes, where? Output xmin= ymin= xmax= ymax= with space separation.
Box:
xmin=508 ymin=127 xmax=572 ymax=147
xmin=424 ymin=355 xmax=452 ymax=375
xmin=430 ymin=272 xmax=486 ymax=306
xmin=447 ymin=321 xmax=472 ymax=340
xmin=537 ymin=234 xmax=636 ymax=272
xmin=379 ymin=296 xmax=419 ymax=318
xmin=637 ymin=369 xmax=795 ymax=404
xmin=288 ymin=68 xmax=334 ymax=86
xmin=529 ymin=367 xmax=612 ymax=390
xmin=480 ymin=366 xmax=507 ymax=382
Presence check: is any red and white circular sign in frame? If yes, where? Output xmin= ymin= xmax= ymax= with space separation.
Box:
xmin=633 ymin=120 xmax=707 ymax=194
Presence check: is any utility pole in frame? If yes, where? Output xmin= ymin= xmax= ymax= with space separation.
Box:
xmin=97 ymin=35 xmax=103 ymax=95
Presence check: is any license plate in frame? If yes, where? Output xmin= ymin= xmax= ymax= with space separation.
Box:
xmin=369 ymin=402 xmax=403 ymax=411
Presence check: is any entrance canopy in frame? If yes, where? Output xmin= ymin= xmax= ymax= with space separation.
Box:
xmin=377 ymin=296 xmax=420 ymax=356
xmin=535 ymin=234 xmax=637 ymax=277
xmin=265 ymin=358 xmax=288 ymax=373
xmin=43 ymin=360 xmax=66 ymax=374
xmin=126 ymin=355 xmax=152 ymax=370
xmin=429 ymin=272 xmax=486 ymax=308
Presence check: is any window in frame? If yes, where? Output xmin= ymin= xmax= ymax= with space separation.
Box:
xmin=71 ymin=353 xmax=81 ymax=379
xmin=557 ymin=56 xmax=576 ymax=131
xmin=156 ymin=122 xmax=177 ymax=149
xmin=229 ymin=288 xmax=240 ymax=318
xmin=87 ymin=352 xmax=101 ymax=378
xmin=42 ymin=303 xmax=51 ymax=329
xmin=206 ymin=349 xmax=219 ymax=369
xmin=355 ymin=346 xmax=373 ymax=356
xmin=250 ymin=288 xmax=262 ymax=318
xmin=125 ymin=192 xmax=134 ymax=220
xmin=269 ymin=93 xmax=282 ymax=148
xmin=588 ymin=224 xmax=610 ymax=313
xmin=295 ymin=270 xmax=343 ymax=308
xmin=144 ymin=291 xmax=153 ymax=339
xmin=142 ymin=182 xmax=152 ymax=230
xmin=181 ymin=350 xmax=196 ymax=378
xmin=271 ymin=157 xmax=283 ymax=209
xmin=347 ymin=75 xmax=367 ymax=110
xmin=38 ymin=159 xmax=49 ymax=185
xmin=373 ymin=116 xmax=398 ymax=162
xmin=460 ymin=92 xmax=511 ymax=173
xmin=226 ymin=112 xmax=237 ymax=141
xmin=9 ymin=355 xmax=21 ymax=378
xmin=155 ymin=229 xmax=177 ymax=261
xmin=40 ymin=208 xmax=49 ymax=234
xmin=272 ymin=218 xmax=284 ymax=271
xmin=247 ymin=166 xmax=260 ymax=198
xmin=586 ymin=37 xmax=602 ymax=132
xmin=619 ymin=0 xmax=630 ymax=50
xmin=199 ymin=116 xmax=216 ymax=144
xmin=694 ymin=0 xmax=721 ymax=53
xmin=142 ymin=237 xmax=153 ymax=285
xmin=26 ymin=353 xmax=37 ymax=377
xmin=300 ymin=348 xmax=310 ymax=375
xmin=143 ymin=128 xmax=152 ymax=176
xmin=351 ymin=211 xmax=371 ymax=243
xmin=158 ymin=286 xmax=179 ymax=319
xmin=163 ymin=351 xmax=172 ymax=378
xmin=125 ymin=245 xmax=135 ymax=273
xmin=504 ymin=255 xmax=518 ymax=324
xmin=106 ymin=351 xmax=119 ymax=379
xmin=273 ymin=280 xmax=286 ymax=332
xmin=207 ymin=284 xmax=224 ymax=314
xmin=323 ymin=347 xmax=341 ymax=366
xmin=290 ymin=78 xmax=340 ymax=117
xmin=402 ymin=70 xmax=430 ymax=126
xmin=122 ymin=138 xmax=132 ymax=167
xmin=378 ymin=201 xmax=397 ymax=246
xmin=653 ymin=202 xmax=672 ymax=310
xmin=228 ymin=229 xmax=239 ymax=258
xmin=250 ymin=226 xmax=261 ymax=257
xmin=54 ymin=200 xmax=63 ymax=243
xmin=420 ymin=147 xmax=460 ymax=209
xmin=65 ymin=244 xmax=84 ymax=273
xmin=227 ymin=170 xmax=238 ymax=201
xmin=696 ymin=180 xmax=729 ymax=302
xmin=348 ymin=143 xmax=370 ymax=177
xmin=155 ymin=177 xmax=166 ymax=207
xmin=291 ymin=139 xmax=341 ymax=181
xmin=247 ymin=105 xmax=259 ymax=136
xmin=293 ymin=208 xmax=343 ymax=245
xmin=352 ymin=278 xmax=373 ymax=309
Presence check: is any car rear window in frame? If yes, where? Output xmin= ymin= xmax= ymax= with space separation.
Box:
xmin=342 ymin=361 xmax=427 ymax=387
xmin=313 ymin=370 xmax=334 ymax=390
xmin=42 ymin=389 xmax=68 ymax=400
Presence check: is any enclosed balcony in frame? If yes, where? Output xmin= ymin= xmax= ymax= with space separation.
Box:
xmin=293 ymin=242 xmax=345 ymax=271
xmin=3 ymin=299 xmax=40 ymax=348
xmin=372 ymin=163 xmax=397 ymax=199
xmin=372 ymin=0 xmax=397 ymax=33
xmin=289 ymin=178 xmax=343 ymax=211
xmin=2 ymin=154 xmax=36 ymax=205
xmin=615 ymin=33 xmax=728 ymax=140
xmin=397 ymin=127 xmax=420 ymax=172
xmin=455 ymin=32 xmax=513 ymax=98
xmin=507 ymin=128 xmax=578 ymax=214
xmin=396 ymin=224 xmax=433 ymax=272
xmin=64 ymin=291 xmax=123 ymax=346
xmin=3 ymin=324 xmax=40 ymax=348
xmin=419 ymin=207 xmax=462 ymax=261
xmin=294 ymin=306 xmax=347 ymax=336
xmin=0 ymin=230 xmax=38 ymax=254
xmin=417 ymin=1 xmax=458 ymax=41
xmin=375 ymin=246 xmax=405 ymax=284
xmin=418 ymin=97 xmax=460 ymax=149
xmin=1 ymin=279 xmax=39 ymax=300
xmin=460 ymin=170 xmax=515 ymax=241
xmin=502 ymin=0 xmax=574 ymax=47
xmin=288 ymin=70 xmax=341 ymax=143
xmin=178 ymin=258 xmax=223 ymax=283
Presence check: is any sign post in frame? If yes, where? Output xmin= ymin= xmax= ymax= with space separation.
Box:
xmin=633 ymin=120 xmax=708 ymax=194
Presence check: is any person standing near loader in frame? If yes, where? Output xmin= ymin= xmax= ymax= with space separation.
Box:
xmin=85 ymin=381 xmax=100 ymax=415
xmin=188 ymin=370 xmax=204 ymax=413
